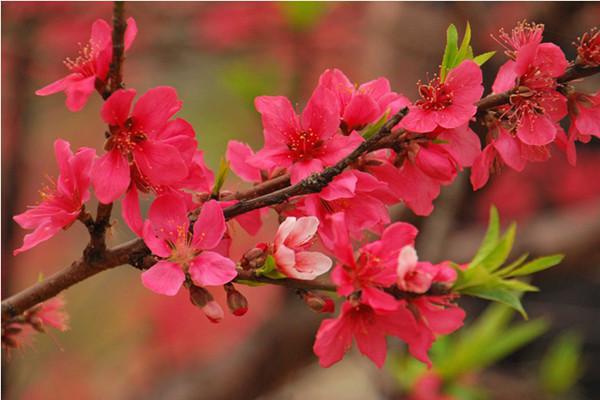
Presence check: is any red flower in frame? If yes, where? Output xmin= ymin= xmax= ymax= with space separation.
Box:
xmin=36 ymin=18 xmax=137 ymax=111
xmin=91 ymin=87 xmax=196 ymax=204
xmin=402 ymin=60 xmax=483 ymax=133
xmin=248 ymin=86 xmax=363 ymax=184
xmin=14 ymin=139 xmax=95 ymax=255
xmin=318 ymin=68 xmax=410 ymax=133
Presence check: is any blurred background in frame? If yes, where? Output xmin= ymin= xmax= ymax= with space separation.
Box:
xmin=2 ymin=2 xmax=600 ymax=399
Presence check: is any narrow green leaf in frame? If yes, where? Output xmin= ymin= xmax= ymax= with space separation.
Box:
xmin=470 ymin=206 xmax=500 ymax=268
xmin=497 ymin=253 xmax=529 ymax=277
xmin=452 ymin=264 xmax=493 ymax=291
xmin=480 ymin=223 xmax=516 ymax=272
xmin=508 ymin=254 xmax=564 ymax=277
xmin=500 ymin=279 xmax=539 ymax=293
xmin=212 ymin=158 xmax=230 ymax=197
xmin=473 ymin=51 xmax=496 ymax=66
xmin=461 ymin=283 xmax=528 ymax=319
xmin=440 ymin=24 xmax=459 ymax=81
xmin=361 ymin=110 xmax=389 ymax=139
xmin=455 ymin=22 xmax=472 ymax=64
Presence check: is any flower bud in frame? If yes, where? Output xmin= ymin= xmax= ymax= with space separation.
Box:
xmin=240 ymin=244 xmax=268 ymax=270
xmin=225 ymin=284 xmax=248 ymax=316
xmin=300 ymin=291 xmax=335 ymax=314
xmin=189 ymin=285 xmax=224 ymax=323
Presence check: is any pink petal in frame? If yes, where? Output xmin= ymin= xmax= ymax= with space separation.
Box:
xmin=101 ymin=88 xmax=136 ymax=126
xmin=124 ymin=17 xmax=138 ymax=50
xmin=141 ymin=261 xmax=185 ymax=296
xmin=396 ymin=245 xmax=418 ymax=278
xmin=438 ymin=125 xmax=481 ymax=167
xmin=354 ymin=321 xmax=388 ymax=368
xmin=90 ymin=19 xmax=112 ymax=51
xmin=445 ymin=60 xmax=483 ymax=104
xmin=319 ymin=131 xmax=363 ymax=165
xmin=290 ymin=251 xmax=332 ymax=280
xmin=470 ymin=144 xmax=495 ymax=190
xmin=492 ymin=61 xmax=518 ymax=94
xmin=64 ymin=75 xmax=96 ymax=112
xmin=534 ymin=43 xmax=568 ymax=78
xmin=319 ymin=171 xmax=357 ymax=201
xmin=142 ymin=220 xmax=171 ymax=258
xmin=313 ymin=311 xmax=354 ymax=367
xmin=435 ymin=103 xmax=476 ymax=129
xmin=401 ymin=106 xmax=437 ymax=133
xmin=301 ymin=85 xmax=339 ymax=140
xmin=122 ymin=186 xmax=143 ymax=236
xmin=192 ymin=200 xmax=226 ymax=250
xmin=284 ymin=216 xmax=319 ymax=248
xmin=92 ymin=149 xmax=130 ymax=204
xmin=318 ymin=68 xmax=353 ymax=110
xmin=415 ymin=146 xmax=456 ymax=182
xmin=147 ymin=194 xmax=189 ymax=241
xmin=255 ymin=96 xmax=299 ymax=146
xmin=494 ymin=129 xmax=526 ymax=171
xmin=516 ymin=113 xmax=556 ymax=146
xmin=362 ymin=286 xmax=398 ymax=311
xmin=394 ymin=160 xmax=440 ymax=215
xmin=289 ymin=158 xmax=323 ymax=184
xmin=13 ymin=222 xmax=63 ymax=255
xmin=131 ymin=86 xmax=182 ymax=135
xmin=342 ymin=93 xmax=380 ymax=131
xmin=326 ymin=213 xmax=355 ymax=267
xmin=133 ymin=140 xmax=188 ymax=186
xmin=226 ymin=140 xmax=261 ymax=182
xmin=35 ymin=74 xmax=78 ymax=96
xmin=188 ymin=251 xmax=237 ymax=286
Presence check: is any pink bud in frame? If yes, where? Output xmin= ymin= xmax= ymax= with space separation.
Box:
xmin=300 ymin=291 xmax=335 ymax=314
xmin=202 ymin=301 xmax=224 ymax=323
xmin=189 ymin=285 xmax=224 ymax=323
xmin=225 ymin=284 xmax=248 ymax=316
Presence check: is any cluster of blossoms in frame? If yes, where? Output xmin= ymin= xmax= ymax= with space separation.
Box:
xmin=471 ymin=22 xmax=600 ymax=188
xmin=10 ymin=15 xmax=600 ymax=369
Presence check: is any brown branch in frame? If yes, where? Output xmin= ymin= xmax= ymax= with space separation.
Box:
xmin=85 ymin=2 xmax=128 ymax=261
xmin=3 ymin=51 xmax=600 ymax=324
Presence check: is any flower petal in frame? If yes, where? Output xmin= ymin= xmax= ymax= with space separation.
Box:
xmin=189 ymin=251 xmax=237 ymax=287
xmin=192 ymin=200 xmax=226 ymax=250
xmin=92 ymin=149 xmax=130 ymax=204
xmin=141 ymin=261 xmax=185 ymax=296
xmin=131 ymin=86 xmax=182 ymax=135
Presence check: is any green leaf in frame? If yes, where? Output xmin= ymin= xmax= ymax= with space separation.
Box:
xmin=473 ymin=51 xmax=496 ymax=66
xmin=452 ymin=264 xmax=493 ymax=291
xmin=480 ymin=223 xmax=516 ymax=272
xmin=497 ymin=253 xmax=529 ymax=277
xmin=507 ymin=254 xmax=564 ymax=277
xmin=470 ymin=206 xmax=500 ymax=267
xmin=499 ymin=279 xmax=539 ymax=293
xmin=539 ymin=332 xmax=584 ymax=395
xmin=211 ymin=158 xmax=230 ymax=197
xmin=255 ymin=255 xmax=286 ymax=279
xmin=455 ymin=22 xmax=472 ymax=64
xmin=440 ymin=24 xmax=459 ymax=82
xmin=461 ymin=282 xmax=528 ymax=319
xmin=361 ymin=110 xmax=389 ymax=139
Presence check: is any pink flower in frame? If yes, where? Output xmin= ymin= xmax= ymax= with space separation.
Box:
xmin=273 ymin=216 xmax=332 ymax=280
xmin=318 ymin=68 xmax=410 ymax=133
xmin=141 ymin=195 xmax=236 ymax=296
xmin=330 ymin=213 xmax=418 ymax=311
xmin=295 ymin=170 xmax=391 ymax=248
xmin=576 ymin=27 xmax=600 ymax=67
xmin=248 ymin=86 xmax=363 ymax=184
xmin=34 ymin=296 xmax=69 ymax=332
xmin=471 ymin=126 xmax=526 ymax=190
xmin=226 ymin=140 xmax=263 ymax=183
xmin=571 ymin=92 xmax=600 ymax=139
xmin=401 ymin=60 xmax=483 ymax=133
xmin=36 ymin=18 xmax=138 ymax=112
xmin=366 ymin=124 xmax=480 ymax=215
xmin=492 ymin=23 xmax=568 ymax=146
xmin=313 ymin=300 xmax=433 ymax=368
xmin=91 ymin=87 xmax=197 ymax=204
xmin=13 ymin=139 xmax=95 ymax=255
